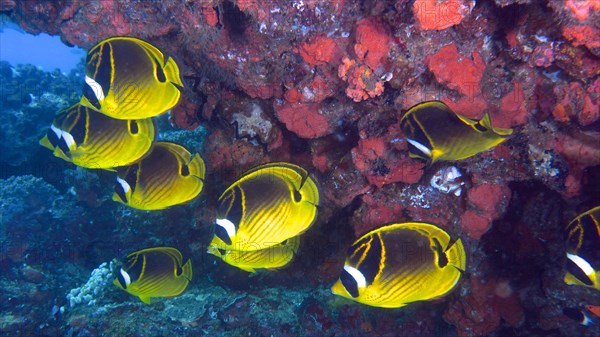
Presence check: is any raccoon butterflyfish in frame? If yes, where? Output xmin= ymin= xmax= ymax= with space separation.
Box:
xmin=39 ymin=103 xmax=155 ymax=169
xmin=564 ymin=205 xmax=600 ymax=290
xmin=113 ymin=247 xmax=192 ymax=304
xmin=563 ymin=306 xmax=599 ymax=326
xmin=112 ymin=141 xmax=205 ymax=210
xmin=207 ymin=235 xmax=300 ymax=273
xmin=210 ymin=162 xmax=319 ymax=252
xmin=331 ymin=222 xmax=466 ymax=308
xmin=80 ymin=36 xmax=183 ymax=120
xmin=400 ymin=101 xmax=513 ymax=163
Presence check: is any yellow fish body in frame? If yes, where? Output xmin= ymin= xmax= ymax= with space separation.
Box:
xmin=113 ymin=142 xmax=205 ymax=210
xmin=210 ymin=162 xmax=319 ymax=252
xmin=331 ymin=222 xmax=466 ymax=308
xmin=80 ymin=36 xmax=183 ymax=119
xmin=207 ymin=236 xmax=300 ymax=273
xmin=39 ymin=104 xmax=155 ymax=169
xmin=400 ymin=101 xmax=513 ymax=162
xmin=114 ymin=247 xmax=192 ymax=304
xmin=564 ymin=205 xmax=600 ymax=290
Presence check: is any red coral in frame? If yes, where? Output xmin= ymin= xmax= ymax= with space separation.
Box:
xmin=338 ymin=57 xmax=385 ymax=102
xmin=274 ymin=102 xmax=331 ymax=139
xmin=351 ymin=137 xmax=424 ymax=188
xmin=426 ymin=44 xmax=485 ymax=97
xmin=564 ymin=0 xmax=600 ymax=21
xmin=551 ymin=81 xmax=598 ymax=125
xmin=460 ymin=183 xmax=511 ymax=240
xmin=562 ymin=25 xmax=600 ymax=50
xmin=354 ymin=17 xmax=393 ymax=70
xmin=298 ymin=34 xmax=344 ymax=67
xmin=444 ymin=277 xmax=524 ymax=337
xmin=412 ymin=0 xmax=474 ymax=31
xmin=494 ymin=81 xmax=529 ymax=128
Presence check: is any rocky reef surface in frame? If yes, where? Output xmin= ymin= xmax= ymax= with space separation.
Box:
xmin=0 ymin=1 xmax=599 ymax=336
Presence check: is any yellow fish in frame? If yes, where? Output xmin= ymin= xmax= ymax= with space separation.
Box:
xmin=80 ymin=36 xmax=183 ymax=119
xmin=210 ymin=162 xmax=319 ymax=252
xmin=564 ymin=205 xmax=600 ymax=290
xmin=39 ymin=103 xmax=155 ymax=169
xmin=113 ymin=247 xmax=192 ymax=304
xmin=331 ymin=222 xmax=466 ymax=308
xmin=207 ymin=236 xmax=300 ymax=273
xmin=113 ymin=142 xmax=205 ymax=210
xmin=400 ymin=101 xmax=513 ymax=162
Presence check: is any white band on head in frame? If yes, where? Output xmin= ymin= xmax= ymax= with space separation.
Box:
xmin=567 ymin=252 xmax=594 ymax=276
xmin=216 ymin=218 xmax=236 ymax=241
xmin=407 ymin=138 xmax=432 ymax=157
xmin=343 ymin=264 xmax=366 ymax=289
xmin=116 ymin=177 xmax=131 ymax=193
xmin=50 ymin=124 xmax=63 ymax=138
xmin=120 ymin=268 xmax=131 ymax=286
xmin=61 ymin=131 xmax=76 ymax=149
xmin=85 ymin=75 xmax=105 ymax=101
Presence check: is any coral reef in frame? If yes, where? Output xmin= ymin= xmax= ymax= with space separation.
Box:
xmin=1 ymin=0 xmax=599 ymax=336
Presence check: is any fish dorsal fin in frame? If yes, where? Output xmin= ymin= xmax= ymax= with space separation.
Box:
xmin=445 ymin=238 xmax=466 ymax=271
xmin=455 ymin=113 xmax=480 ymax=127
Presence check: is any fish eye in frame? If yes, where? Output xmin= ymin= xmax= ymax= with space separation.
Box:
xmin=217 ymin=248 xmax=226 ymax=255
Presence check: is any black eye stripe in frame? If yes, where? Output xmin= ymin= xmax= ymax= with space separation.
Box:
xmin=340 ymin=269 xmax=359 ymax=298
xmin=567 ymin=258 xmax=594 ymax=286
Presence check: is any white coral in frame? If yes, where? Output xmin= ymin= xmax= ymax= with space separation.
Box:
xmin=66 ymin=260 xmax=116 ymax=308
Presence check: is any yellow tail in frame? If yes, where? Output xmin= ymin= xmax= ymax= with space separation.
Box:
xmin=164 ymin=56 xmax=183 ymax=87
xmin=181 ymin=259 xmax=193 ymax=281
xmin=446 ymin=238 xmax=466 ymax=271
xmin=188 ymin=153 xmax=206 ymax=180
xmin=479 ymin=113 xmax=513 ymax=136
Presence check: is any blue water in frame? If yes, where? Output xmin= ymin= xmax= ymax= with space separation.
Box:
xmin=0 ymin=20 xmax=84 ymax=73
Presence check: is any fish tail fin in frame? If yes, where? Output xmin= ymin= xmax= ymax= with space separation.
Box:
xmin=182 ymin=259 xmax=193 ymax=282
xmin=479 ymin=113 xmax=513 ymax=136
xmin=446 ymin=239 xmax=466 ymax=271
xmin=188 ymin=153 xmax=206 ymax=180
xmin=298 ymin=174 xmax=320 ymax=207
xmin=164 ymin=57 xmax=183 ymax=87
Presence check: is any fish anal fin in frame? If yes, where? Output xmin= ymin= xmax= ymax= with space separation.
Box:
xmin=139 ymin=296 xmax=151 ymax=304
xmin=238 ymin=265 xmax=257 ymax=273
xmin=445 ymin=238 xmax=466 ymax=271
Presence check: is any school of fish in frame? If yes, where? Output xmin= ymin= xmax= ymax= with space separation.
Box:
xmin=39 ymin=36 xmax=597 ymax=317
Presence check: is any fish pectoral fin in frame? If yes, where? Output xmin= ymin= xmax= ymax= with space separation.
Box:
xmin=455 ymin=114 xmax=479 ymax=126
xmin=139 ymin=295 xmax=151 ymax=304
